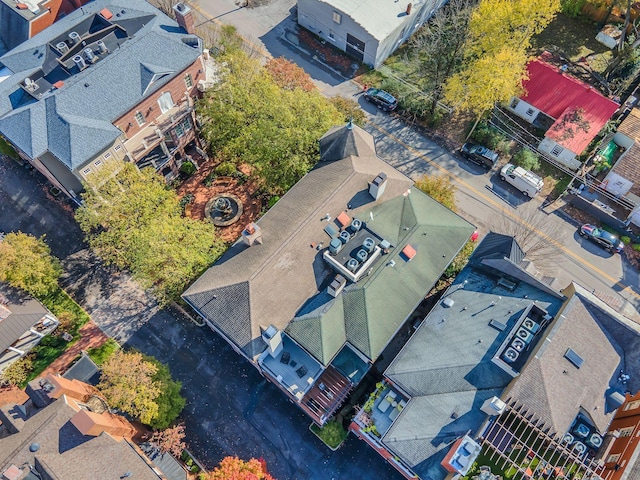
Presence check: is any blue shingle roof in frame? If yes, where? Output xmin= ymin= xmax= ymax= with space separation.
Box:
xmin=0 ymin=0 xmax=201 ymax=170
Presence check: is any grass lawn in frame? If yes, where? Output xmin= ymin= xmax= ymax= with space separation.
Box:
xmin=0 ymin=136 xmax=18 ymax=159
xmin=310 ymin=420 xmax=348 ymax=450
xmin=21 ymin=287 xmax=91 ymax=385
xmin=87 ymin=338 xmax=120 ymax=365
xmin=530 ymin=13 xmax=611 ymax=73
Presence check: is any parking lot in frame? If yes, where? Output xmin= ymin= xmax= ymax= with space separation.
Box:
xmin=0 ymin=156 xmax=401 ymax=479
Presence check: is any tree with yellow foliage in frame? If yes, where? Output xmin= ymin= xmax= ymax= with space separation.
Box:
xmin=444 ymin=0 xmax=560 ymax=122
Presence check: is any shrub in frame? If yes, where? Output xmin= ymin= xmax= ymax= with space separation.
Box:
xmin=214 ymin=161 xmax=237 ymax=176
xmin=267 ymin=195 xmax=280 ymax=209
xmin=511 ymin=148 xmax=541 ymax=171
xmin=633 ymin=244 xmax=640 ymax=252
xmin=621 ymin=236 xmax=631 ymax=245
xmin=1 ymin=357 xmax=34 ymax=386
xmin=471 ymin=121 xmax=509 ymax=152
xmin=231 ymin=170 xmax=248 ymax=185
xmin=179 ymin=161 xmax=196 ymax=176
xmin=561 ymin=0 xmax=586 ymax=17
xmin=311 ymin=419 xmax=348 ymax=449
xmin=203 ymin=172 xmax=218 ymax=187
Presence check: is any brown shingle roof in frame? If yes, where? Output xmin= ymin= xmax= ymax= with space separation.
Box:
xmin=610 ymin=143 xmax=640 ymax=197
xmin=504 ymin=287 xmax=622 ymax=435
xmin=0 ymin=396 xmax=161 ymax=480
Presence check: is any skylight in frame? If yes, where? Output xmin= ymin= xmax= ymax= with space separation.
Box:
xmin=564 ymin=348 xmax=584 ymax=369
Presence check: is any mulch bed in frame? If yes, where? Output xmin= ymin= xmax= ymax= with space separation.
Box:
xmin=176 ymin=161 xmax=263 ymax=243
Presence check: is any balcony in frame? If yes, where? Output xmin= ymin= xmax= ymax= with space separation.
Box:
xmin=124 ymin=104 xmax=193 ymax=161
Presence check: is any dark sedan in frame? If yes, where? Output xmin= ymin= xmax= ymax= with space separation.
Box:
xmin=363 ymin=88 xmax=398 ymax=111
xmin=578 ymin=224 xmax=624 ymax=253
xmin=460 ymin=142 xmax=499 ymax=170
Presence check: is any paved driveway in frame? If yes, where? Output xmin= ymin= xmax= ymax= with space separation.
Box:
xmin=0 ymin=156 xmax=400 ymax=479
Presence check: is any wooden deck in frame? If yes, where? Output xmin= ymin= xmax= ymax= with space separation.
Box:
xmin=300 ymin=365 xmax=353 ymax=425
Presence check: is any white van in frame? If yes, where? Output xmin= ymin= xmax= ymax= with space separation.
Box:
xmin=499 ymin=163 xmax=544 ymax=198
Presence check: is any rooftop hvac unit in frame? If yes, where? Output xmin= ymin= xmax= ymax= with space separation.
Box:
xmin=589 ymin=433 xmax=603 ymax=448
xmin=73 ymin=55 xmax=86 ymax=71
xmin=350 ymin=218 xmax=362 ymax=232
xmin=84 ymin=48 xmax=96 ymax=62
xmin=573 ymin=442 xmax=587 ymax=457
xmin=56 ymin=41 xmax=69 ymax=53
xmin=356 ymin=249 xmax=368 ymax=263
xmin=515 ymin=327 xmax=533 ymax=344
xmin=68 ymin=31 xmax=81 ymax=44
xmin=503 ymin=347 xmax=519 ymax=364
xmin=362 ymin=237 xmax=375 ymax=253
xmin=480 ymin=396 xmax=507 ymax=416
xmin=96 ymin=40 xmax=108 ymax=54
xmin=339 ymin=230 xmax=351 ymax=244
xmin=561 ymin=433 xmax=574 ymax=445
xmin=522 ymin=318 xmax=540 ymax=334
xmin=329 ymin=238 xmax=343 ymax=255
xmin=511 ymin=337 xmax=526 ymax=352
xmin=347 ymin=258 xmax=359 ymax=272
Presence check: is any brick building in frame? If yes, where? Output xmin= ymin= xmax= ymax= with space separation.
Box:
xmin=600 ymin=392 xmax=640 ymax=479
xmin=0 ymin=0 xmax=208 ymax=199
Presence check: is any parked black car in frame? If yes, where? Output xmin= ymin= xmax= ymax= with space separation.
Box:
xmin=363 ymin=88 xmax=398 ymax=111
xmin=578 ymin=224 xmax=624 ymax=253
xmin=460 ymin=142 xmax=499 ymax=170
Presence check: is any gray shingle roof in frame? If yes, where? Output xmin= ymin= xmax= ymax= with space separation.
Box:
xmin=319 ymin=122 xmax=376 ymax=162
xmin=0 ymin=0 xmax=201 ymax=170
xmin=382 ymin=235 xmax=565 ymax=480
xmin=183 ymin=123 xmax=475 ymax=363
xmin=0 ymin=398 xmax=162 ymax=479
xmin=0 ymin=284 xmax=48 ymax=354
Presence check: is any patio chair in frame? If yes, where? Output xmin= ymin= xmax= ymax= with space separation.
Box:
xmin=280 ymin=351 xmax=290 ymax=365
xmin=296 ymin=365 xmax=308 ymax=378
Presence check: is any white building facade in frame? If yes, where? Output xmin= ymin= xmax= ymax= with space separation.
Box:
xmin=297 ymin=0 xmax=447 ymax=68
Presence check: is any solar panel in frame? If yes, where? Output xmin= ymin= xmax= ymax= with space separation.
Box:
xmin=564 ymin=348 xmax=584 ymax=369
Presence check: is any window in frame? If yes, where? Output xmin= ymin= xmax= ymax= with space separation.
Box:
xmin=551 ymin=145 xmax=563 ymax=156
xmin=157 ymin=92 xmax=174 ymax=113
xmin=114 ymin=144 xmax=122 ymax=152
xmin=82 ymin=167 xmax=91 ymax=175
xmin=510 ymin=98 xmax=519 ymax=109
xmin=135 ymin=111 xmax=145 ymax=126
xmin=526 ymin=107 xmax=535 ymax=116
xmin=329 ymin=30 xmax=335 ymax=40
xmin=607 ymin=454 xmax=621 ymax=463
xmin=102 ymin=152 xmax=112 ymax=160
xmin=175 ymin=118 xmax=192 ymax=138
xmin=94 ymin=159 xmax=103 ymax=167
xmin=626 ymin=400 xmax=640 ymax=410
xmin=619 ymin=427 xmax=634 ymax=437
xmin=332 ymin=11 xmax=341 ymax=24
xmin=184 ymin=73 xmax=193 ymax=89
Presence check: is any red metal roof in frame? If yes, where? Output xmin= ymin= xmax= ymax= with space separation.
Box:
xmin=521 ymin=56 xmax=619 ymax=154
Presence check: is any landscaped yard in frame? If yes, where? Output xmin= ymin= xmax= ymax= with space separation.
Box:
xmin=531 ymin=13 xmax=612 ymax=73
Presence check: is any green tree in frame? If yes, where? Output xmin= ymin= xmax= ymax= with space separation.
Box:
xmin=409 ymin=0 xmax=475 ymax=114
xmin=197 ymin=50 xmax=344 ymax=194
xmin=145 ymin=355 xmax=186 ymax=430
xmin=0 ymin=232 xmax=61 ymax=297
xmin=414 ymin=175 xmax=457 ymax=211
xmin=75 ymin=161 xmax=224 ymax=302
xmin=98 ymin=350 xmax=162 ymax=425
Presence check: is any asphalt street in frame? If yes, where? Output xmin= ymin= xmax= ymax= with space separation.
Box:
xmin=0 ymin=155 xmax=402 ymax=480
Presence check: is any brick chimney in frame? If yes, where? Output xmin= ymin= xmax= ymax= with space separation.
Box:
xmin=71 ymin=409 xmax=137 ymax=439
xmin=45 ymin=374 xmax=95 ymax=401
xmin=406 ymin=3 xmax=412 ymax=15
xmin=173 ymin=3 xmax=195 ymax=34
